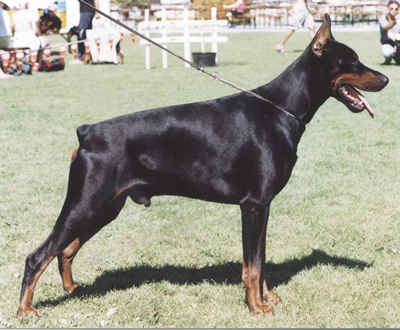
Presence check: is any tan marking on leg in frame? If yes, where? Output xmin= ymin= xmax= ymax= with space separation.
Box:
xmin=245 ymin=262 xmax=273 ymax=315
xmin=17 ymin=255 xmax=56 ymax=318
xmin=242 ymin=260 xmax=249 ymax=288
xmin=60 ymin=238 xmax=81 ymax=293
xmin=263 ymin=280 xmax=281 ymax=304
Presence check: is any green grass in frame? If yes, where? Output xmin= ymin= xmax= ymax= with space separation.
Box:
xmin=1 ymin=30 xmax=399 ymax=327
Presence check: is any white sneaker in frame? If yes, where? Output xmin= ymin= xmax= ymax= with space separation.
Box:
xmin=275 ymin=44 xmax=285 ymax=53
xmin=70 ymin=59 xmax=84 ymax=65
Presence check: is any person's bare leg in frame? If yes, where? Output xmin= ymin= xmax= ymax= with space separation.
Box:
xmin=276 ymin=29 xmax=295 ymax=53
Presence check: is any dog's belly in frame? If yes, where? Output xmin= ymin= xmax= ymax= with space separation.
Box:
xmin=126 ymin=141 xmax=289 ymax=206
xmin=128 ymin=156 xmax=246 ymax=205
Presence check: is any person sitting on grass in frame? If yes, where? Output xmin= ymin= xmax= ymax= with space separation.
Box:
xmin=0 ymin=1 xmax=11 ymax=49
xmin=38 ymin=3 xmax=61 ymax=48
xmin=0 ymin=2 xmax=12 ymax=79
xmin=223 ymin=0 xmax=246 ymax=27
xmin=11 ymin=1 xmax=41 ymax=51
xmin=379 ymin=0 xmax=400 ymax=64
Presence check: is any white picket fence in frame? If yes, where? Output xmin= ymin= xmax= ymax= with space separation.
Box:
xmin=138 ymin=7 xmax=228 ymax=69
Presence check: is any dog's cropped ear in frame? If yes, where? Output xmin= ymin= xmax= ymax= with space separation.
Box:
xmin=312 ymin=14 xmax=333 ymax=57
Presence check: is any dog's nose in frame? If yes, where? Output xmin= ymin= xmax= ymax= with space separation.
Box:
xmin=380 ymin=74 xmax=389 ymax=89
xmin=370 ymin=73 xmax=390 ymax=91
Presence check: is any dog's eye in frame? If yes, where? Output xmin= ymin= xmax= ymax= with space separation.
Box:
xmin=347 ymin=59 xmax=359 ymax=68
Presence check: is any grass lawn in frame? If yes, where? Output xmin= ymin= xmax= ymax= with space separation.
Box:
xmin=0 ymin=29 xmax=399 ymax=328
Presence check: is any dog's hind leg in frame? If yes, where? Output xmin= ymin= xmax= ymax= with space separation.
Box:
xmin=57 ymin=238 xmax=81 ymax=293
xmin=56 ymin=191 xmax=126 ymax=294
xmin=17 ymin=149 xmax=127 ymax=318
xmin=240 ymin=201 xmax=275 ymax=315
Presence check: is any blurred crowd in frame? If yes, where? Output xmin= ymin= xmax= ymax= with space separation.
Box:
xmin=0 ymin=0 xmax=62 ymax=78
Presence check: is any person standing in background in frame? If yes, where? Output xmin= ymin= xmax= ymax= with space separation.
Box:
xmin=275 ymin=0 xmax=316 ymax=53
xmin=77 ymin=0 xmax=98 ymax=61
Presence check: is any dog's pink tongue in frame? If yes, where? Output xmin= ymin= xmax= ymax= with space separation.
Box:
xmin=360 ymin=95 xmax=374 ymax=118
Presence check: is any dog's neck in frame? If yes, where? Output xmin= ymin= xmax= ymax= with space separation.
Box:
xmin=255 ymin=47 xmax=331 ymax=124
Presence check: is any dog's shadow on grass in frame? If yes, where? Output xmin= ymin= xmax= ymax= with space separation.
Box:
xmin=37 ymin=249 xmax=371 ymax=308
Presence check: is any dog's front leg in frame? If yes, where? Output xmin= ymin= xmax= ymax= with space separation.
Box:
xmin=240 ymin=202 xmax=275 ymax=315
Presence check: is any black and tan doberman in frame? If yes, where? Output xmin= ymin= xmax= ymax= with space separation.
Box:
xmin=17 ymin=15 xmax=388 ymax=317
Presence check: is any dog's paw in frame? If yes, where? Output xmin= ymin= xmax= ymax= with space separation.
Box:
xmin=264 ymin=290 xmax=281 ymax=305
xmin=17 ymin=305 xmax=39 ymax=318
xmin=251 ymin=302 xmax=274 ymax=316
xmin=64 ymin=283 xmax=79 ymax=294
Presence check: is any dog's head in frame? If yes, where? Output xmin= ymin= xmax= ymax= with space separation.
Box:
xmin=311 ymin=14 xmax=388 ymax=118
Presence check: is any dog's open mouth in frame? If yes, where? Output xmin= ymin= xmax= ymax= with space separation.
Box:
xmin=336 ymin=84 xmax=375 ymax=118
